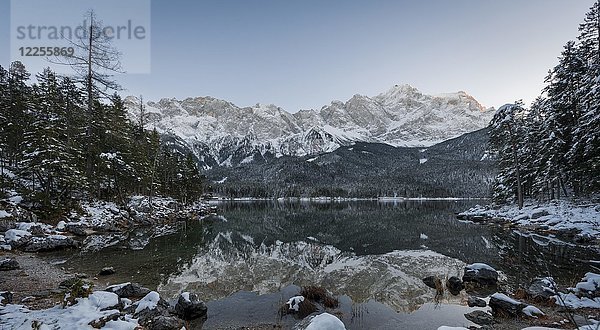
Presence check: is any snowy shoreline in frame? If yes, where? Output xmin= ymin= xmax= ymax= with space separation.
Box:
xmin=457 ymin=199 xmax=600 ymax=244
xmin=1 ymin=194 xmax=217 ymax=253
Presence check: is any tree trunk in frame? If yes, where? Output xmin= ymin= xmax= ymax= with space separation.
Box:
xmin=509 ymin=123 xmax=524 ymax=209
xmin=86 ymin=15 xmax=94 ymax=179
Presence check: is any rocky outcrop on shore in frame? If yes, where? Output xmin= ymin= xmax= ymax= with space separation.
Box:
xmin=457 ymin=200 xmax=600 ymax=244
xmin=0 ymin=195 xmax=216 ymax=253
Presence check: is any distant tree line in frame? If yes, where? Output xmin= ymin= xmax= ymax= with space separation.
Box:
xmin=490 ymin=1 xmax=599 ymax=207
xmin=0 ymin=62 xmax=204 ymax=220
xmin=210 ymin=156 xmax=495 ymax=199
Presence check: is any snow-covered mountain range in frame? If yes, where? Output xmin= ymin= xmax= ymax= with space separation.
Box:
xmin=125 ymin=84 xmax=494 ymax=168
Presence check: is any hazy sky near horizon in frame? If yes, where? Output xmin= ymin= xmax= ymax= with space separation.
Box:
xmin=0 ymin=0 xmax=596 ymax=111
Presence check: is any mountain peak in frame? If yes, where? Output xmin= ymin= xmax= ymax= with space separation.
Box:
xmin=377 ymin=84 xmax=422 ymax=100
xmin=126 ymin=84 xmax=494 ymax=166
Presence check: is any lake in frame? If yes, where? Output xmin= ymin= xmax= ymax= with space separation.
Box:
xmin=46 ymin=200 xmax=600 ymax=329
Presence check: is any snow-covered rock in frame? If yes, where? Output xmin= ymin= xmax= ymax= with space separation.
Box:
xmin=462 ymin=263 xmax=498 ymax=286
xmin=134 ymin=291 xmax=161 ymax=314
xmin=527 ymin=277 xmax=556 ymax=300
xmin=22 ymin=235 xmax=79 ymax=252
xmin=4 ymin=229 xmax=31 ymax=245
xmin=489 ymin=292 xmax=526 ymax=316
xmin=555 ymin=273 xmax=600 ymax=309
xmin=522 ymin=305 xmax=545 ymax=318
xmin=301 ymin=312 xmax=346 ymax=330
xmin=105 ymin=282 xmax=151 ymax=298
xmin=174 ymin=292 xmax=207 ymax=320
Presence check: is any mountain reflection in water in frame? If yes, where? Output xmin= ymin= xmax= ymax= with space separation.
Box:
xmin=53 ymin=201 xmax=599 ymax=329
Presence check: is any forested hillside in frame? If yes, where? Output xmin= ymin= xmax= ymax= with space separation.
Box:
xmin=207 ymin=128 xmax=495 ymax=198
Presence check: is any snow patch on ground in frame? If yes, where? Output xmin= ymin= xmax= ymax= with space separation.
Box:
xmin=575 ymin=272 xmax=600 ymax=293
xmin=522 ymin=305 xmax=545 ymax=318
xmin=0 ymin=291 xmax=137 ymax=329
xmin=134 ymin=291 xmax=160 ymax=314
xmin=555 ymin=273 xmax=600 ymax=309
xmin=4 ymin=229 xmax=31 ymax=243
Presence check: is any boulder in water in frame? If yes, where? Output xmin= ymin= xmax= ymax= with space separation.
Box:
xmin=464 ymin=310 xmax=494 ymax=325
xmin=462 ymin=263 xmax=498 ymax=286
xmin=489 ymin=292 xmax=526 ymax=317
xmin=446 ymin=276 xmax=463 ymax=295
xmin=467 ymin=296 xmax=487 ymax=307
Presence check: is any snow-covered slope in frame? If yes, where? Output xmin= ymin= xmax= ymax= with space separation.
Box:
xmin=125 ymin=84 xmax=494 ymax=168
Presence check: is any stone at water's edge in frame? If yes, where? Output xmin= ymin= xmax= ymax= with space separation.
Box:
xmin=22 ymin=236 xmax=80 ymax=252
xmin=464 ymin=310 xmax=494 ymax=325
xmin=105 ymin=282 xmax=151 ymax=298
xmin=0 ymin=258 xmax=19 ymax=271
xmin=467 ymin=296 xmax=487 ymax=307
xmin=174 ymin=292 xmax=208 ymax=321
xmin=462 ymin=263 xmax=498 ymax=286
xmin=293 ymin=312 xmax=346 ymax=330
xmin=489 ymin=293 xmax=526 ymax=317
xmin=446 ymin=276 xmax=463 ymax=295
xmin=526 ymin=277 xmax=556 ymax=300
xmin=0 ymin=291 xmax=13 ymax=304
xmin=99 ymin=267 xmax=116 ymax=276
xmin=129 ymin=292 xmax=180 ymax=330
xmin=148 ymin=315 xmax=183 ymax=330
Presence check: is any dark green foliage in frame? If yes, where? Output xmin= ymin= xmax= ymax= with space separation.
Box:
xmin=62 ymin=279 xmax=94 ymax=307
xmin=0 ymin=63 xmax=204 ymax=219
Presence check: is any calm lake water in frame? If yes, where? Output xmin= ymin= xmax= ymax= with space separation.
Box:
xmin=47 ymin=200 xmax=600 ymax=329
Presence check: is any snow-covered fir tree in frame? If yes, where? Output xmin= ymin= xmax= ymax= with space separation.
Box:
xmin=0 ymin=63 xmax=205 ymax=220
xmin=491 ymin=1 xmax=600 ymax=203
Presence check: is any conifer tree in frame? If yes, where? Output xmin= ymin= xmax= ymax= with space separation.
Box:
xmin=489 ymin=102 xmax=526 ymax=208
xmin=5 ymin=61 xmax=31 ymax=168
xmin=20 ymin=68 xmax=83 ymax=215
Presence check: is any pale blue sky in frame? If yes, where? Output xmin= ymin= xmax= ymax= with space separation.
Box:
xmin=0 ymin=0 xmax=595 ymax=111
